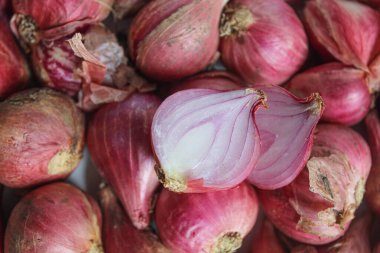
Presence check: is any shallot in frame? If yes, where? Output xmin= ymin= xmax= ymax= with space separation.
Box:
xmin=156 ymin=182 xmax=259 ymax=253
xmin=0 ymin=88 xmax=84 ymax=188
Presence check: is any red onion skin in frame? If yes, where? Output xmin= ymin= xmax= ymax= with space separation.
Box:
xmin=250 ymin=220 xmax=286 ymax=253
xmin=260 ymin=124 xmax=371 ymax=245
xmin=304 ymin=0 xmax=380 ymax=71
xmin=4 ymin=182 xmax=103 ymax=253
xmin=99 ymin=186 xmax=170 ymax=253
xmin=364 ymin=111 xmax=380 ymax=214
xmin=114 ymin=0 xmax=150 ymax=18
xmin=156 ymin=182 xmax=259 ymax=253
xmin=288 ymin=62 xmax=371 ymax=126
xmin=88 ymin=93 xmax=161 ymax=230
xmin=11 ymin=0 xmax=114 ymax=44
xmin=0 ymin=88 xmax=84 ymax=188
xmin=219 ymin=0 xmax=308 ymax=85
xmin=128 ymin=0 xmax=225 ymax=81
xmin=0 ymin=17 xmax=29 ymax=98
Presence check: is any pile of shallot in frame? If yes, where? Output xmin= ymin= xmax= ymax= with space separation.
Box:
xmin=1 ymin=0 xmax=380 ymax=252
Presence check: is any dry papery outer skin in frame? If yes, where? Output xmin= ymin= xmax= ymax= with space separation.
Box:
xmin=99 ymin=186 xmax=170 ymax=253
xmin=156 ymin=182 xmax=259 ymax=253
xmin=250 ymin=219 xmax=286 ymax=253
xmin=128 ymin=0 xmax=226 ymax=81
xmin=259 ymin=124 xmax=371 ymax=245
xmin=288 ymin=62 xmax=371 ymax=126
xmin=364 ymin=110 xmax=380 ymax=214
xmin=4 ymin=182 xmax=103 ymax=253
xmin=151 ymin=88 xmax=266 ymax=193
xmin=219 ymin=0 xmax=308 ymax=85
xmin=0 ymin=17 xmax=29 ymax=98
xmin=113 ymin=0 xmax=150 ymax=18
xmin=11 ymin=0 xmax=114 ymax=45
xmin=304 ymin=0 xmax=380 ymax=71
xmin=88 ymin=93 xmax=161 ymax=230
xmin=0 ymin=88 xmax=84 ymax=188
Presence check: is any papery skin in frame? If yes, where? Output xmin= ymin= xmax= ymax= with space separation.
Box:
xmin=151 ymin=88 xmax=266 ymax=193
xmin=11 ymin=0 xmax=114 ymax=44
xmin=88 ymin=93 xmax=161 ymax=230
xmin=99 ymin=186 xmax=170 ymax=253
xmin=4 ymin=182 xmax=103 ymax=253
xmin=250 ymin=219 xmax=286 ymax=253
xmin=249 ymin=86 xmax=324 ymax=189
xmin=260 ymin=124 xmax=371 ymax=245
xmin=364 ymin=111 xmax=380 ymax=214
xmin=219 ymin=0 xmax=308 ymax=85
xmin=288 ymin=62 xmax=371 ymax=126
xmin=114 ymin=0 xmax=150 ymax=18
xmin=156 ymin=182 xmax=259 ymax=253
xmin=0 ymin=88 xmax=84 ymax=188
xmin=0 ymin=17 xmax=29 ymax=98
xmin=128 ymin=0 xmax=225 ymax=81
xmin=304 ymin=0 xmax=379 ymax=70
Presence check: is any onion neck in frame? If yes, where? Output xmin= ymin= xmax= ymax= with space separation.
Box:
xmin=17 ymin=14 xmax=37 ymax=45
xmin=210 ymin=232 xmax=243 ymax=253
xmin=155 ymin=165 xmax=187 ymax=193
xmin=220 ymin=4 xmax=254 ymax=37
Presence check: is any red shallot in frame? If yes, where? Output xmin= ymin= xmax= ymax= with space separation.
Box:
xmin=4 ymin=182 xmax=103 ymax=253
xmin=99 ymin=186 xmax=170 ymax=253
xmin=151 ymin=88 xmax=266 ymax=193
xmin=304 ymin=0 xmax=380 ymax=70
xmin=288 ymin=63 xmax=371 ymax=126
xmin=0 ymin=88 xmax=84 ymax=188
xmin=156 ymin=182 xmax=259 ymax=253
xmin=260 ymin=124 xmax=371 ymax=245
xmin=250 ymin=219 xmax=286 ymax=253
xmin=219 ymin=0 xmax=308 ymax=85
xmin=88 ymin=93 xmax=161 ymax=230
xmin=128 ymin=0 xmax=226 ymax=81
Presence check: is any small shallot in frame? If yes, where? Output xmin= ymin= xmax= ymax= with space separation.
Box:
xmin=260 ymin=124 xmax=371 ymax=245
xmin=88 ymin=93 xmax=161 ymax=230
xmin=4 ymin=182 xmax=103 ymax=253
xmin=151 ymin=88 xmax=266 ymax=193
xmin=219 ymin=0 xmax=308 ymax=85
xmin=0 ymin=88 xmax=84 ymax=188
xmin=156 ymin=182 xmax=259 ymax=253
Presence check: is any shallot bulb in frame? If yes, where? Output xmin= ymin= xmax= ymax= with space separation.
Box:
xmin=0 ymin=17 xmax=29 ymax=98
xmin=156 ymin=182 xmax=259 ymax=253
xmin=88 ymin=93 xmax=161 ymax=230
xmin=151 ymin=88 xmax=267 ymax=193
xmin=364 ymin=110 xmax=380 ymax=214
xmin=304 ymin=0 xmax=380 ymax=70
xmin=4 ymin=182 xmax=103 ymax=253
xmin=249 ymin=86 xmax=324 ymax=189
xmin=113 ymin=0 xmax=150 ymax=18
xmin=0 ymin=88 xmax=84 ymax=188
xmin=128 ymin=0 xmax=226 ymax=81
xmin=259 ymin=124 xmax=371 ymax=245
xmin=99 ymin=186 xmax=170 ymax=253
xmin=250 ymin=219 xmax=286 ymax=253
xmin=288 ymin=63 xmax=371 ymax=126
xmin=11 ymin=0 xmax=114 ymax=45
xmin=219 ymin=0 xmax=308 ymax=85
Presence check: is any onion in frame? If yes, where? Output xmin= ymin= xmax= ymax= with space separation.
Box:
xmin=249 ymin=86 xmax=324 ymax=189
xmin=304 ymin=0 xmax=380 ymax=71
xmin=250 ymin=219 xmax=286 ymax=253
xmin=88 ymin=93 xmax=161 ymax=230
xmin=364 ymin=110 xmax=380 ymax=214
xmin=259 ymin=124 xmax=371 ymax=245
xmin=4 ymin=182 xmax=103 ymax=253
xmin=219 ymin=0 xmax=308 ymax=85
xmin=128 ymin=0 xmax=226 ymax=81
xmin=99 ymin=186 xmax=170 ymax=253
xmin=11 ymin=0 xmax=114 ymax=45
xmin=288 ymin=62 xmax=371 ymax=126
xmin=156 ymin=182 xmax=259 ymax=253
xmin=151 ymin=88 xmax=266 ymax=192
xmin=0 ymin=88 xmax=84 ymax=188
xmin=0 ymin=17 xmax=29 ymax=98
xmin=113 ymin=0 xmax=150 ymax=19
